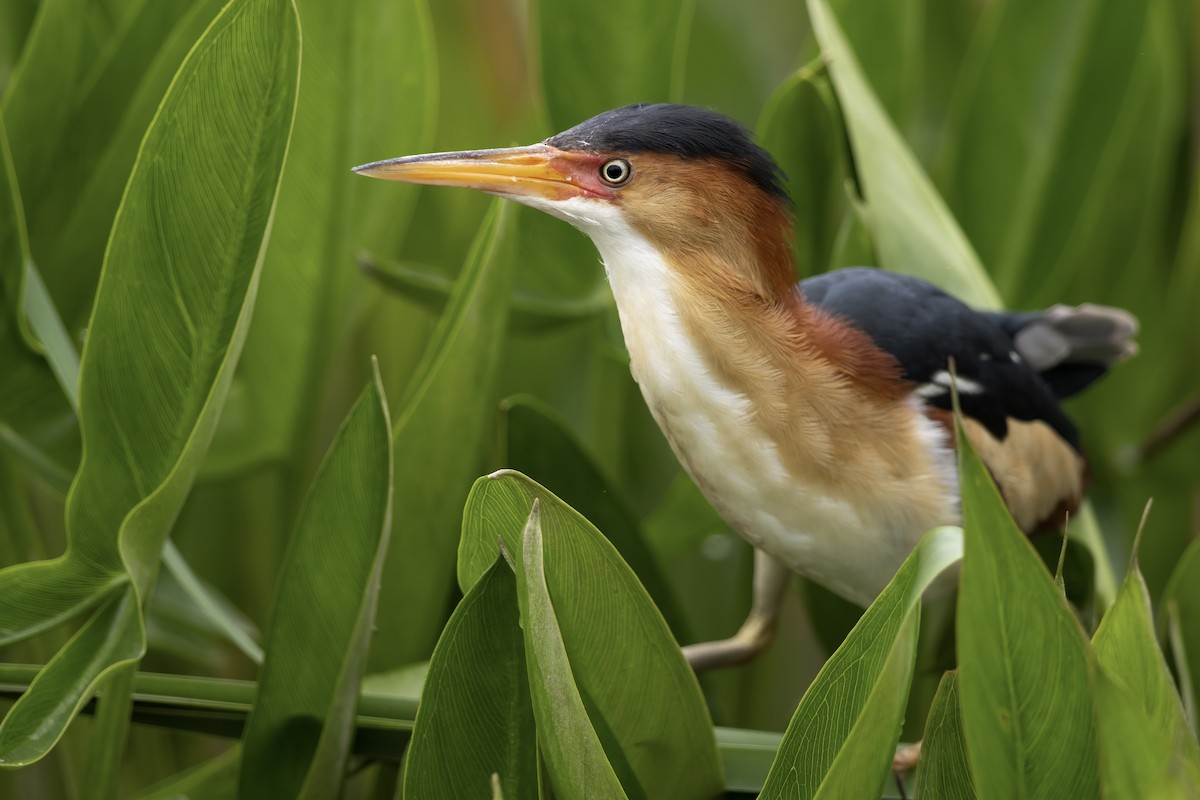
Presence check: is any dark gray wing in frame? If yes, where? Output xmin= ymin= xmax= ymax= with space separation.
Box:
xmin=800 ymin=268 xmax=1083 ymax=450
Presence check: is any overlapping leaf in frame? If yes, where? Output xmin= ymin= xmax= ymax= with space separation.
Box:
xmin=207 ymin=0 xmax=436 ymax=475
xmin=459 ymin=471 xmax=723 ymax=799
xmin=500 ymin=395 xmax=687 ymax=637
xmin=757 ymin=66 xmax=848 ymax=278
xmin=955 ymin=419 xmax=1098 ymax=799
xmin=1094 ymin=668 xmax=1197 ymax=799
xmin=7 ymin=0 xmax=226 ymax=329
xmin=759 ymin=527 xmax=962 ymax=799
xmin=806 ymin=0 xmax=998 ymax=309
xmin=517 ymin=502 xmax=627 ymax=798
xmin=0 ymin=0 xmax=299 ymax=764
xmin=240 ymin=365 xmax=393 ymax=798
xmin=937 ymin=0 xmax=1165 ymax=303
xmin=1094 ymin=556 xmax=1200 ymax=775
xmin=536 ymin=0 xmax=691 ymax=130
xmin=369 ymin=200 xmax=516 ymax=669
xmin=914 ymin=672 xmax=976 ymax=800
xmin=403 ymin=556 xmax=537 ymax=799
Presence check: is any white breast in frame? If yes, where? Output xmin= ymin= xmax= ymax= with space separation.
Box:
xmin=548 ymin=200 xmax=958 ymax=606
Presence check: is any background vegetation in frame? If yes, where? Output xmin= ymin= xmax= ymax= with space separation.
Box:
xmin=0 ymin=0 xmax=1197 ymax=797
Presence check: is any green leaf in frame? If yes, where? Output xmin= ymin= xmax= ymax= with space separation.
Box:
xmin=404 ymin=556 xmax=537 ymax=800
xmin=1165 ymin=537 xmax=1200 ymax=735
xmin=516 ymin=500 xmax=629 ymax=799
xmin=0 ymin=115 xmax=79 ymax=491
xmin=937 ymin=0 xmax=1166 ymax=302
xmin=160 ymin=541 xmax=263 ymax=666
xmin=914 ymin=671 xmax=976 ymax=800
xmin=359 ymin=252 xmax=611 ymax=333
xmin=1094 ymin=667 xmax=1200 ymax=799
xmin=239 ymin=363 xmax=393 ymax=799
xmin=536 ymin=0 xmax=692 ymax=130
xmin=208 ymin=0 xmax=436 ymax=475
xmin=641 ymin=470 xmax=727 ymax=561
xmin=0 ymin=664 xmax=418 ymax=760
xmin=955 ymin=417 xmax=1099 ymax=799
xmin=0 ymin=0 xmax=300 ymax=764
xmin=716 ymin=727 xmax=783 ymax=795
xmin=460 ymin=471 xmax=724 ymax=800
xmin=30 ymin=0 xmax=227 ymax=330
xmin=0 ymin=588 xmax=138 ymax=765
xmin=369 ymin=199 xmax=517 ymax=669
xmin=806 ymin=0 xmax=1001 ymax=310
xmin=134 ymin=746 xmax=240 ymax=800
xmin=823 ymin=0 xmax=923 ymax=132
xmin=0 ymin=0 xmax=86 ymax=219
xmin=759 ymin=526 xmax=963 ymax=799
xmin=757 ymin=65 xmax=849 ymax=278
xmin=827 ymin=184 xmax=877 ymax=271
xmin=500 ymin=394 xmax=689 ymax=639
xmin=1093 ymin=557 xmax=1200 ymax=771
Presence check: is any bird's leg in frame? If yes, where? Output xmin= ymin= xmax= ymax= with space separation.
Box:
xmin=682 ymin=549 xmax=791 ymax=671
xmin=892 ymin=741 xmax=923 ymax=782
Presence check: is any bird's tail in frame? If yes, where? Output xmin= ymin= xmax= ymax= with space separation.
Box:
xmin=1003 ymin=304 xmax=1139 ymax=399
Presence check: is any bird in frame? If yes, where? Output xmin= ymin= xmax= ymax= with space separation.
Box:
xmin=354 ymin=103 xmax=1137 ymax=672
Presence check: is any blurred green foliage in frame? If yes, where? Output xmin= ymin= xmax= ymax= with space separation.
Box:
xmin=0 ymin=0 xmax=1197 ymax=796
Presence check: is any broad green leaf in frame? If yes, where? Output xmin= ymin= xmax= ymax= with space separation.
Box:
xmin=359 ymin=252 xmax=611 ymax=333
xmin=1093 ymin=557 xmax=1200 ymax=770
xmin=0 ymin=116 xmax=78 ymax=491
xmin=536 ymin=0 xmax=692 ymax=130
xmin=759 ymin=527 xmax=963 ymax=799
xmin=516 ymin=501 xmax=628 ymax=799
xmin=369 ymin=200 xmax=516 ymax=669
xmin=460 ymin=471 xmax=724 ymax=800
xmin=806 ymin=0 xmax=1001 ymax=310
xmin=240 ymin=364 xmax=393 ymax=799
xmin=1094 ymin=667 xmax=1200 ymax=799
xmin=208 ymin=0 xmax=436 ymax=475
xmin=955 ymin=418 xmax=1098 ymax=799
xmin=0 ymin=0 xmax=300 ymax=764
xmin=914 ymin=672 xmax=976 ymax=800
xmin=0 ymin=588 xmax=140 ymax=767
xmin=404 ymin=556 xmax=537 ymax=800
xmin=757 ymin=65 xmax=849 ymax=279
xmin=937 ymin=0 xmax=1166 ymax=302
xmin=500 ymin=394 xmax=688 ymax=639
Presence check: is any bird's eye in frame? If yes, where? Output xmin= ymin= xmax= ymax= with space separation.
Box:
xmin=600 ymin=158 xmax=632 ymax=186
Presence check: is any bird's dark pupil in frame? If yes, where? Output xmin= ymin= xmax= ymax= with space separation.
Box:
xmin=606 ymin=163 xmax=624 ymax=181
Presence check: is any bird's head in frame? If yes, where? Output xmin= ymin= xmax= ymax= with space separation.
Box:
xmin=355 ymin=104 xmax=796 ymax=300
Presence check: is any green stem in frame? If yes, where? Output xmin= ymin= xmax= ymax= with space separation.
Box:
xmin=82 ymin=663 xmax=137 ymax=800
